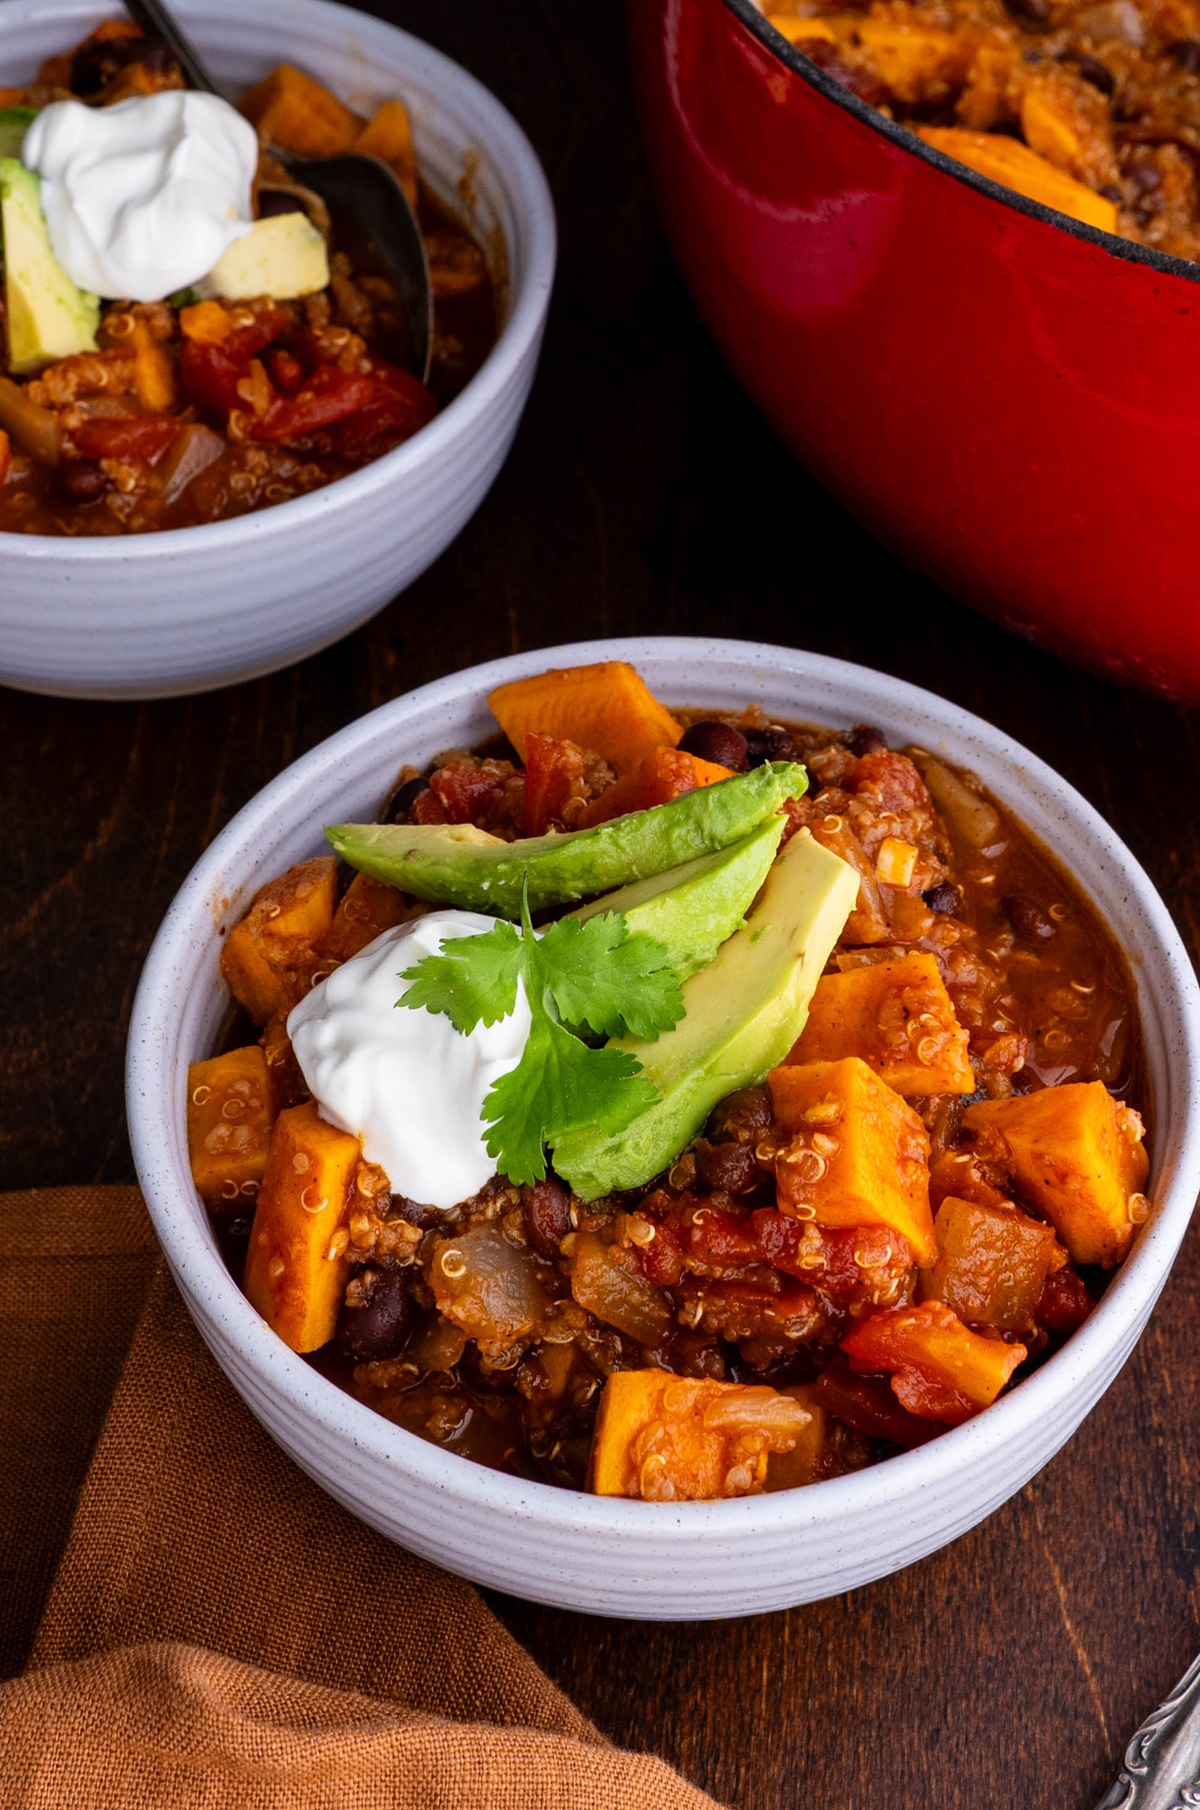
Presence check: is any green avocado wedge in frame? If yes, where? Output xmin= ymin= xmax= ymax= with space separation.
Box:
xmin=0 ymin=108 xmax=36 ymax=161
xmin=0 ymin=159 xmax=100 ymax=375
xmin=326 ymin=762 xmax=808 ymax=918
xmin=568 ymin=815 xmax=785 ymax=980
xmin=551 ymin=829 xmax=860 ymax=1200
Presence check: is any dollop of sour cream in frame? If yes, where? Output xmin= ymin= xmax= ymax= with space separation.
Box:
xmin=22 ymin=92 xmax=258 ymax=301
xmin=287 ymin=911 xmax=532 ymax=1212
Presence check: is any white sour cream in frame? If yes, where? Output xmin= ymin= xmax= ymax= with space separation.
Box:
xmin=287 ymin=911 xmax=532 ymax=1212
xmin=22 ymin=92 xmax=258 ymax=301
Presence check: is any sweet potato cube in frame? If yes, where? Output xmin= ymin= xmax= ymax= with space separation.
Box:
xmin=352 ymin=100 xmax=417 ymax=204
xmin=964 ymin=1082 xmax=1149 ymax=1268
xmin=767 ymin=16 xmax=839 ymax=46
xmin=220 ymin=856 xmax=337 ymax=1026
xmin=239 ymin=63 xmax=363 ymax=158
xmin=1020 ymin=73 xmax=1117 ymax=189
xmin=488 ymin=660 xmax=682 ymax=773
xmin=588 ymin=1371 xmax=810 ymax=1501
xmin=787 ymin=951 xmax=973 ymax=1096
xmin=187 ymin=1046 xmax=275 ymax=1209
xmin=768 ymin=1057 xmax=936 ymax=1264
xmin=842 ymin=1298 xmax=1026 ymax=1425
xmin=322 ymin=871 xmax=413 ymax=964
xmin=243 ymin=1103 xmax=359 ymax=1353
xmin=914 ymin=127 xmax=1118 ymax=233
xmin=855 ymin=19 xmax=977 ymax=104
xmin=919 ymin=1196 xmax=1056 ymax=1333
xmin=578 ymin=747 xmax=733 ymax=828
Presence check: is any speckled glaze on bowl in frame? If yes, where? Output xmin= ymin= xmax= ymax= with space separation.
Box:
xmin=0 ymin=0 xmax=555 ymax=700
xmin=127 ymin=638 xmax=1200 ymax=1619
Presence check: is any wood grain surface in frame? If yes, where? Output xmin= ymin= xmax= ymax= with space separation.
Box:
xmin=3 ymin=3 xmax=1200 ymax=1805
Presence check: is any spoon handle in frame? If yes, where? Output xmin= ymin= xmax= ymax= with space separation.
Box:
xmin=1096 ymin=1651 xmax=1200 ymax=1808
xmin=121 ymin=0 xmax=227 ymax=99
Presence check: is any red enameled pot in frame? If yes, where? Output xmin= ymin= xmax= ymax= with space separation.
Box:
xmin=629 ymin=0 xmax=1200 ymax=703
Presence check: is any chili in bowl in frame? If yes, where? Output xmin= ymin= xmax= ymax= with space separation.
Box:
xmin=126 ymin=637 xmax=1200 ymax=1617
xmin=0 ymin=0 xmax=555 ymax=698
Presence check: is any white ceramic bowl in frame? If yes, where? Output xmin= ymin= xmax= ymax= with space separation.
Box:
xmin=0 ymin=0 xmax=555 ymax=700
xmin=127 ymin=637 xmax=1200 ymax=1619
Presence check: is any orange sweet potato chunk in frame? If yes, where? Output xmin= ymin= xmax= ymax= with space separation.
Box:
xmin=919 ymin=1195 xmax=1057 ymax=1333
xmin=240 ymin=63 xmax=363 ymax=158
xmin=488 ymin=661 xmax=683 ymax=773
xmin=856 ymin=19 xmax=978 ymax=104
xmin=787 ymin=951 xmax=973 ymax=1096
xmin=187 ymin=1046 xmax=275 ymax=1209
xmin=353 ymin=99 xmax=417 ymax=205
xmin=914 ymin=127 xmax=1118 ymax=233
xmin=964 ymin=1082 xmax=1149 ymax=1268
xmin=588 ymin=1371 xmax=810 ymax=1500
xmin=578 ymin=747 xmax=733 ymax=828
xmin=220 ymin=856 xmax=337 ymax=1026
xmin=243 ymin=1102 xmax=360 ymax=1353
xmin=768 ymin=1056 xmax=936 ymax=1264
xmin=842 ymin=1298 xmax=1026 ymax=1425
xmin=322 ymin=871 xmax=414 ymax=964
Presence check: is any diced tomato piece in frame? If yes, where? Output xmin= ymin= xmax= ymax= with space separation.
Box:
xmin=809 ymin=1362 xmax=941 ymax=1449
xmin=1036 ymin=1264 xmax=1092 ymax=1332
xmin=323 ymin=360 xmax=436 ymax=459
xmin=250 ymin=366 xmax=375 ymax=445
xmin=266 ymin=347 xmax=307 ymax=396
xmin=70 ymin=415 xmax=180 ymax=462
xmin=425 ymin=763 xmax=501 ymax=826
xmin=180 ymin=339 xmax=247 ymax=416
xmin=842 ymin=1298 xmax=1026 ymax=1426
xmin=221 ymin=302 xmax=288 ymax=363
xmin=524 ymin=732 xmax=587 ymax=835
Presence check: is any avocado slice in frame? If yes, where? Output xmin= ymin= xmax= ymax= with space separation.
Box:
xmin=568 ymin=815 xmax=784 ymax=980
xmin=199 ymin=211 xmax=330 ymax=301
xmin=551 ymin=829 xmax=860 ymax=1200
xmin=0 ymin=159 xmax=99 ymax=375
xmin=0 ymin=108 xmax=36 ymax=161
xmin=327 ymin=762 xmax=808 ymax=918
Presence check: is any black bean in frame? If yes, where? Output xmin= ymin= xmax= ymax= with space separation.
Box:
xmin=706 ymin=1085 xmax=773 ymax=1145
xmin=923 ymin=881 xmax=962 ymax=915
xmin=1076 ymin=53 xmax=1115 ymax=93
xmin=678 ymin=720 xmax=749 ymax=771
xmin=743 ymin=724 xmax=797 ymax=767
xmin=522 ymin=1177 xmax=572 ymax=1258
xmin=258 ymin=190 xmax=308 ymax=219
xmin=1130 ymin=160 xmax=1162 ymax=195
xmin=389 ymin=1193 xmax=443 ymax=1229
xmin=386 ymin=774 xmax=429 ymax=820
xmin=1003 ymin=893 xmax=1056 ymax=942
xmin=336 ymin=1268 xmax=414 ymax=1361
xmin=848 ymin=724 xmax=888 ymax=757
xmin=1006 ymin=0 xmax=1050 ymax=24
xmin=1170 ymin=36 xmax=1200 ymax=69
xmin=53 ymin=461 xmax=106 ymax=503
xmin=694 ymin=1137 xmax=764 ymax=1194
xmin=1100 ymin=183 xmax=1124 ymax=203
xmin=70 ymin=34 xmax=173 ymax=94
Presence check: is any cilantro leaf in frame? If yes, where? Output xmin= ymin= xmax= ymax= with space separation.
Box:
xmin=396 ymin=893 xmax=672 ymax=1184
xmin=481 ymin=1016 xmax=657 ymax=1185
xmin=536 ymin=914 xmax=684 ymax=1042
xmin=398 ymin=917 xmax=521 ymax=1034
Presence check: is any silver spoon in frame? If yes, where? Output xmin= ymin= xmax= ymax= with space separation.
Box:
xmin=1095 ymin=1648 xmax=1200 ymax=1807
xmin=121 ymin=0 xmax=432 ymax=381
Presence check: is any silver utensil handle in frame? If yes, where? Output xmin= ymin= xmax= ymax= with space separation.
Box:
xmin=1097 ymin=1652 xmax=1200 ymax=1808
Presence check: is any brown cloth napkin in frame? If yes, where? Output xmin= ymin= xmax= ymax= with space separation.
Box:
xmin=0 ymin=1186 xmax=722 ymax=1808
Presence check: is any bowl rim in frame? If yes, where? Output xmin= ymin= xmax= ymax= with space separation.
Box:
xmin=0 ymin=0 xmax=557 ymax=556
xmin=721 ymin=0 xmax=1200 ymax=292
xmin=127 ymin=634 xmax=1200 ymax=1539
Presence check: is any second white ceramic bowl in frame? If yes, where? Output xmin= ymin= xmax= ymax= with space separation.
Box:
xmin=0 ymin=0 xmax=555 ymax=699
xmin=127 ymin=637 xmax=1200 ymax=1618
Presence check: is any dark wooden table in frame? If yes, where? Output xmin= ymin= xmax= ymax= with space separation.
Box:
xmin=4 ymin=3 xmax=1200 ymax=1804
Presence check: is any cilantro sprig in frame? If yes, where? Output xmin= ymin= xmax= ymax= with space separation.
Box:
xmin=399 ymin=899 xmax=683 ymax=1185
